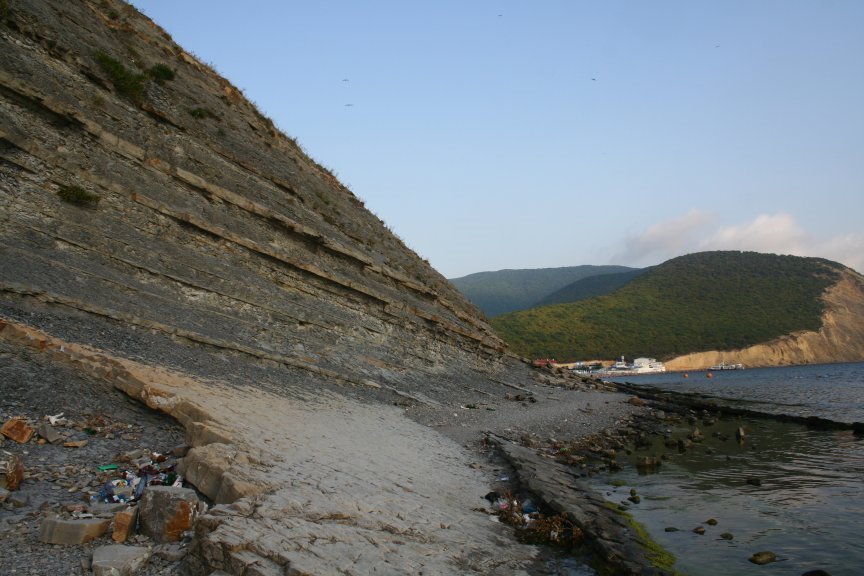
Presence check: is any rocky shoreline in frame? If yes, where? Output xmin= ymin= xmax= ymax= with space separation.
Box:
xmin=2 ymin=316 xmax=653 ymax=575
xmin=7 ymin=312 xmax=850 ymax=575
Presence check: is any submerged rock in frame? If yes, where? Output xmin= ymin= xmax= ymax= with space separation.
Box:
xmin=749 ymin=551 xmax=777 ymax=565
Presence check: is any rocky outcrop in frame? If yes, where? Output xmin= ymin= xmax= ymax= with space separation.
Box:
xmin=0 ymin=2 xmax=561 ymax=574
xmin=666 ymin=269 xmax=864 ymax=370
xmin=0 ymin=0 xmax=526 ymax=403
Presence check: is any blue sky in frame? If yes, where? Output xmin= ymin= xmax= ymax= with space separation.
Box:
xmin=131 ymin=1 xmax=864 ymax=278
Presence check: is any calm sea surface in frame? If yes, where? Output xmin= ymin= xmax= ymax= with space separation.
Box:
xmin=592 ymin=362 xmax=864 ymax=576
xmin=607 ymin=361 xmax=864 ymax=423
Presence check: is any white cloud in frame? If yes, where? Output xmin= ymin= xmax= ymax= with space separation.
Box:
xmin=610 ymin=211 xmax=864 ymax=274
xmin=702 ymin=213 xmax=807 ymax=254
xmin=610 ymin=209 xmax=713 ymax=266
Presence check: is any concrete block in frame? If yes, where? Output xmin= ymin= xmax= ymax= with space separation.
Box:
xmin=139 ymin=486 xmax=203 ymax=542
xmin=39 ymin=515 xmax=110 ymax=544
xmin=112 ymin=506 xmax=138 ymax=543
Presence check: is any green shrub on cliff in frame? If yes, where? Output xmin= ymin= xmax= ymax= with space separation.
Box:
xmin=147 ymin=63 xmax=175 ymax=83
xmin=57 ymin=185 xmax=100 ymax=207
xmin=94 ymin=50 xmax=146 ymax=104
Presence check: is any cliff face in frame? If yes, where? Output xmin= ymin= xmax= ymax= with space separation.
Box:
xmin=665 ymin=269 xmax=864 ymax=370
xmin=0 ymin=0 xmax=523 ymax=399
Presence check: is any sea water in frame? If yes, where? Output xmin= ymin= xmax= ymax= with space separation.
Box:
xmin=607 ymin=362 xmax=864 ymax=424
xmin=596 ymin=362 xmax=864 ymax=575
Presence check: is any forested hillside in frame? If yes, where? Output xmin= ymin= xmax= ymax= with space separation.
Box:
xmin=536 ymin=268 xmax=648 ymax=307
xmin=450 ymin=265 xmax=635 ymax=317
xmin=492 ymin=251 xmax=844 ymax=361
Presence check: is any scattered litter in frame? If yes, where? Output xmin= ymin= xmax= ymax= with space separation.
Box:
xmin=46 ymin=413 xmax=67 ymax=426
xmin=90 ymin=450 xmax=184 ymax=505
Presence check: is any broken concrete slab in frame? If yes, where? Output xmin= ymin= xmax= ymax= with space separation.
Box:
xmin=92 ymin=544 xmax=151 ymax=576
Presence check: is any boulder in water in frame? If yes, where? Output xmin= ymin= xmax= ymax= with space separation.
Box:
xmin=749 ymin=551 xmax=777 ymax=565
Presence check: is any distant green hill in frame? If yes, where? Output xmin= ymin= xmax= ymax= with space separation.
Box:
xmin=536 ymin=268 xmax=649 ymax=307
xmin=450 ymin=265 xmax=636 ymax=318
xmin=491 ymin=251 xmax=844 ymax=361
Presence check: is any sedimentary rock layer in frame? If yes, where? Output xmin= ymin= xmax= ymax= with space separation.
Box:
xmin=0 ymin=0 xmax=534 ymax=401
xmin=0 ymin=3 xmax=563 ymax=573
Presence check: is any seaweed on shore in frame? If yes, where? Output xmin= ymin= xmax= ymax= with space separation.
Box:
xmin=602 ymin=501 xmax=681 ymax=575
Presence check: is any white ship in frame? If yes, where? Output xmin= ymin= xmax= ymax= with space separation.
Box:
xmin=597 ymin=356 xmax=666 ymax=376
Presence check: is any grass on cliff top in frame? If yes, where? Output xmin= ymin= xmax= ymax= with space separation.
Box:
xmin=492 ymin=251 xmax=843 ymax=362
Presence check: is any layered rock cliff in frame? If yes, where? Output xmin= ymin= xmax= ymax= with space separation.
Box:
xmin=0 ymin=0 xmax=524 ymax=400
xmin=1 ymin=2 xmax=569 ymax=573
xmin=665 ymin=268 xmax=864 ymax=370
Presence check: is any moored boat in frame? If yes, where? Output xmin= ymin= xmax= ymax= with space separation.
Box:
xmin=709 ymin=361 xmax=745 ymax=370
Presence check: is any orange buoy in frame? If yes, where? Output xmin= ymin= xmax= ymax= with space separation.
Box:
xmin=706 ymin=372 xmax=713 ymax=378
xmin=683 ymin=373 xmax=689 ymax=378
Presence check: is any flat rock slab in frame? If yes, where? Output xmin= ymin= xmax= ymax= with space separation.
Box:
xmin=171 ymin=385 xmax=540 ymax=575
xmin=92 ymin=545 xmax=151 ymax=576
xmin=491 ymin=435 xmax=674 ymax=576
